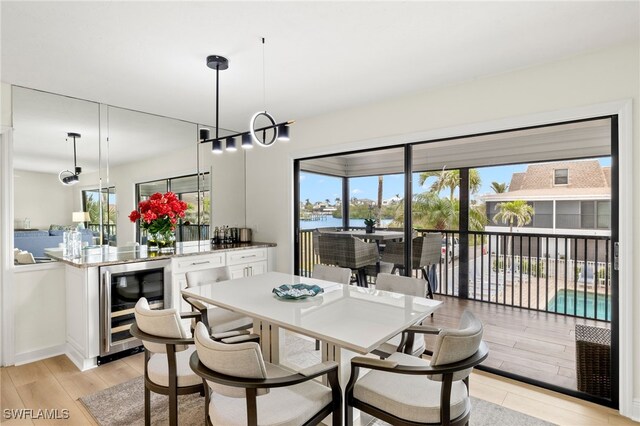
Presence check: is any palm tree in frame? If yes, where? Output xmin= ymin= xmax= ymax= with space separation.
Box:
xmin=491 ymin=181 xmax=508 ymax=193
xmin=419 ymin=169 xmax=481 ymax=200
xmin=493 ymin=200 xmax=534 ymax=258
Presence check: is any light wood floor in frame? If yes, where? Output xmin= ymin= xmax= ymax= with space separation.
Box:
xmin=424 ymin=295 xmax=609 ymax=392
xmin=1 ymin=351 xmax=636 ymax=425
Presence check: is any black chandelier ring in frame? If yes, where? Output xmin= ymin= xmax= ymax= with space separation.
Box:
xmin=250 ymin=111 xmax=278 ymax=146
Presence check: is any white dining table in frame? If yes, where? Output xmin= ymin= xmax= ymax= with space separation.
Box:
xmin=181 ymin=271 xmax=442 ymax=385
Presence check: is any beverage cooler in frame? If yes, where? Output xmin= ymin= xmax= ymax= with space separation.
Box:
xmin=99 ymin=260 xmax=171 ymax=363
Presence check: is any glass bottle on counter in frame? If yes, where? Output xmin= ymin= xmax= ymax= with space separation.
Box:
xmin=212 ymin=226 xmax=219 ymax=245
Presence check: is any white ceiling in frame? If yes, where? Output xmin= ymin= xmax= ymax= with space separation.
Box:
xmin=2 ymin=1 xmax=639 ymax=133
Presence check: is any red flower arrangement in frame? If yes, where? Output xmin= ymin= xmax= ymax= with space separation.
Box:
xmin=128 ymin=192 xmax=188 ymax=235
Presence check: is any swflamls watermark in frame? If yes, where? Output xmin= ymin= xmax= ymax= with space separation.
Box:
xmin=3 ymin=408 xmax=70 ymax=420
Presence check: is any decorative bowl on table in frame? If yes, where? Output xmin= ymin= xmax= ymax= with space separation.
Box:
xmin=272 ymin=284 xmax=324 ymax=300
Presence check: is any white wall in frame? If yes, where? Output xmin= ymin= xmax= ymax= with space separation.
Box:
xmin=244 ymin=43 xmax=639 ymax=405
xmin=13 ymin=169 xmax=75 ymax=229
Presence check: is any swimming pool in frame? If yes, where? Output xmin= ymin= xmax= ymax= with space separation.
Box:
xmin=547 ymin=290 xmax=611 ymax=321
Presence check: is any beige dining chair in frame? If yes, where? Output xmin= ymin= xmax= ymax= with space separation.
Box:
xmin=131 ymin=297 xmax=203 ymax=426
xmin=183 ymin=266 xmax=253 ymax=334
xmin=312 ymin=264 xmax=352 ymax=285
xmin=312 ymin=264 xmax=352 ymax=350
xmin=372 ymin=273 xmax=430 ymax=358
xmin=189 ymin=322 xmax=343 ymax=426
xmin=345 ymin=310 xmax=487 ymax=426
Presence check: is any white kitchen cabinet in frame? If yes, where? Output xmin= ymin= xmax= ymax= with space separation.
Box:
xmin=228 ymin=260 xmax=268 ymax=279
xmin=170 ymin=252 xmax=226 ymax=312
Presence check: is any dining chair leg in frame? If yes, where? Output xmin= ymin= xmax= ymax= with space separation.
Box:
xmin=169 ymin=391 xmax=178 ymax=426
xmin=144 ymin=385 xmax=150 ymax=426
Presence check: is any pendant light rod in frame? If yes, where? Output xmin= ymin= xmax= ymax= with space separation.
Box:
xmin=199 ymin=120 xmax=294 ymax=144
xmin=206 ymin=55 xmax=229 ymax=141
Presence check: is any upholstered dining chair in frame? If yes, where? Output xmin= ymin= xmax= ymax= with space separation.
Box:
xmin=312 ymin=264 xmax=352 ymax=285
xmin=312 ymin=264 xmax=353 ymax=350
xmin=381 ymin=233 xmax=441 ymax=298
xmin=345 ymin=310 xmax=487 ymax=426
xmin=372 ymin=273 xmax=430 ymax=358
xmin=183 ymin=266 xmax=253 ymax=335
xmin=189 ymin=322 xmax=343 ymax=426
xmin=131 ymin=297 xmax=204 ymax=426
xmin=318 ymin=234 xmax=378 ymax=287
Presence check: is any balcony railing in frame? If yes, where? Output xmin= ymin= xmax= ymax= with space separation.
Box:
xmin=297 ymin=227 xmax=611 ymax=322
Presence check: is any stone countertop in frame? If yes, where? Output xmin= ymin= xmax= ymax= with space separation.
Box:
xmin=44 ymin=241 xmax=276 ymax=268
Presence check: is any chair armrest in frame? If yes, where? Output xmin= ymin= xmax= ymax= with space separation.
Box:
xmin=351 ymin=357 xmax=398 ymax=369
xmin=299 ymin=361 xmax=338 ymax=378
xmin=220 ymin=334 xmax=260 ymax=344
xmin=189 ymin=353 xmax=339 ymax=389
xmin=352 ymin=342 xmax=489 ymax=375
xmin=180 ymin=311 xmax=202 ymax=320
xmin=130 ymin=323 xmax=194 ymax=346
xmin=211 ymin=330 xmax=251 ymax=340
xmin=183 ymin=296 xmax=208 ymax=312
xmin=405 ymin=324 xmax=442 ymax=335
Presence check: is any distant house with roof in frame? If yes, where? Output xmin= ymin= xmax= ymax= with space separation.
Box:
xmin=481 ymin=160 xmax=611 ymax=261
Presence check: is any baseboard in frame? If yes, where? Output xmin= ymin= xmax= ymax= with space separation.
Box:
xmin=65 ymin=344 xmax=97 ymax=372
xmin=632 ymin=398 xmax=640 ymax=422
xmin=13 ymin=344 xmax=66 ymax=365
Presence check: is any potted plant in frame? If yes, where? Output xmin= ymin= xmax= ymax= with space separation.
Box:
xmin=364 ymin=216 xmax=376 ymax=234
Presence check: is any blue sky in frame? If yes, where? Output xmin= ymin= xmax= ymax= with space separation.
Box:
xmin=300 ymin=157 xmax=611 ymax=203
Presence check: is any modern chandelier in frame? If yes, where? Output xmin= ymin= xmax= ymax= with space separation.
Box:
xmin=58 ymin=132 xmax=82 ymax=185
xmin=199 ymin=38 xmax=292 ymax=153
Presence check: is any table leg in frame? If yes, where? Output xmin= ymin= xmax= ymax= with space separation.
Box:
xmin=321 ymin=342 xmax=361 ymax=424
xmin=254 ymin=319 xmax=280 ymax=364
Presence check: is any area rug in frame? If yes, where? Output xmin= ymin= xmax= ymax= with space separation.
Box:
xmin=80 ymin=375 xmax=555 ymax=426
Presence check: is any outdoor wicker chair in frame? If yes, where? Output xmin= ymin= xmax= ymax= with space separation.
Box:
xmin=318 ymin=233 xmax=379 ymax=287
xmin=381 ymin=233 xmax=441 ymax=298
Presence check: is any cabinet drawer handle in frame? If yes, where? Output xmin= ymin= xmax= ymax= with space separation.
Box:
xmin=191 ymin=260 xmax=211 ymax=265
xmin=241 ymin=255 xmax=257 ymax=259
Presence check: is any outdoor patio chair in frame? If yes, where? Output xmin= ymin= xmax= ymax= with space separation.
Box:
xmin=131 ymin=297 xmax=204 ymax=426
xmin=183 ymin=266 xmax=253 ymax=335
xmin=345 ymin=310 xmax=487 ymax=426
xmin=381 ymin=233 xmax=441 ymax=298
xmin=189 ymin=322 xmax=343 ymax=426
xmin=318 ymin=233 xmax=379 ymax=287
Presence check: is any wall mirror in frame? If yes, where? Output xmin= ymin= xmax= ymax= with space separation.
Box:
xmin=10 ymin=85 xmax=237 ymax=259
xmin=12 ymin=87 xmax=100 ymax=260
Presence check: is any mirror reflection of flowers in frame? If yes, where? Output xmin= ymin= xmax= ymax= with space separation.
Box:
xmin=128 ymin=192 xmax=188 ymax=234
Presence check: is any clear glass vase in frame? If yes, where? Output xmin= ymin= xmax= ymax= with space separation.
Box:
xmin=148 ymin=231 xmax=176 ymax=253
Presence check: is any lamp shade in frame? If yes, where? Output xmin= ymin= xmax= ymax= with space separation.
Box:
xmin=199 ymin=128 xmax=211 ymax=141
xmin=212 ymin=140 xmax=223 ymax=154
xmin=241 ymin=133 xmax=253 ymax=149
xmin=277 ymin=124 xmax=290 ymax=141
xmin=72 ymin=211 xmax=90 ymax=222
xmin=226 ymin=136 xmax=237 ymax=151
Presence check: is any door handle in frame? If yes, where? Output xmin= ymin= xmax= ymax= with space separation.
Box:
xmin=101 ymin=270 xmax=112 ymax=354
